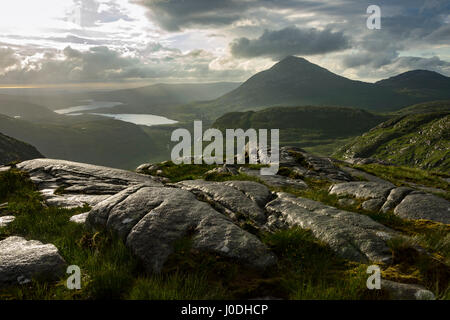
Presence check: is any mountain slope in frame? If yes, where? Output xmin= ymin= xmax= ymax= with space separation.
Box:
xmin=0 ymin=132 xmax=43 ymax=165
xmin=376 ymin=70 xmax=450 ymax=101
xmin=194 ymin=56 xmax=425 ymax=119
xmin=212 ymin=105 xmax=388 ymax=155
xmin=0 ymin=97 xmax=61 ymax=122
xmin=334 ymin=101 xmax=450 ymax=172
xmin=0 ymin=114 xmax=166 ymax=169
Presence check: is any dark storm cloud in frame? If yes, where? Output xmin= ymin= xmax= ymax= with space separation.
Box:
xmin=230 ymin=27 xmax=350 ymax=59
xmin=135 ymin=0 xmax=247 ymax=31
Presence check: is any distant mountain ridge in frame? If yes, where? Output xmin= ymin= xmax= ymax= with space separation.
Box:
xmin=192 ymin=56 xmax=450 ymax=120
xmin=0 ymin=132 xmax=43 ymax=165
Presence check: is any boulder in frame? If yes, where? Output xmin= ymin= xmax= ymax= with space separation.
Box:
xmin=329 ymin=182 xmax=394 ymax=200
xmin=0 ymin=236 xmax=66 ymax=287
xmin=362 ymin=198 xmax=385 ymax=212
xmin=380 ymin=187 xmax=414 ymax=213
xmin=394 ymin=193 xmax=450 ymax=224
xmin=175 ymin=180 xmax=270 ymax=225
xmin=86 ymin=185 xmax=276 ymax=273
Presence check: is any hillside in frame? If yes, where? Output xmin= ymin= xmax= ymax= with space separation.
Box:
xmin=0 ymin=132 xmax=43 ymax=165
xmin=212 ymin=105 xmax=388 ymax=155
xmin=0 ymin=114 xmax=166 ymax=169
xmin=334 ymin=101 xmax=450 ymax=172
xmin=0 ymin=96 xmax=62 ymax=122
xmin=376 ymin=70 xmax=450 ymax=101
xmin=188 ymin=56 xmax=444 ymax=120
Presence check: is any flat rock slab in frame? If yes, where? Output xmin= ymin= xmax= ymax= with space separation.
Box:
xmin=0 ymin=215 xmax=15 ymax=227
xmin=175 ymin=180 xmax=271 ymax=225
xmin=394 ymin=193 xmax=450 ymax=224
xmin=0 ymin=236 xmax=66 ymax=287
xmin=265 ymin=193 xmax=395 ymax=264
xmin=239 ymin=167 xmax=308 ymax=189
xmin=17 ymin=159 xmax=162 ymax=208
xmin=329 ymin=182 xmax=394 ymax=200
xmin=86 ymin=185 xmax=276 ymax=273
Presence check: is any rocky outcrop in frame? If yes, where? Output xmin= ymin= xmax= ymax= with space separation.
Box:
xmin=394 ymin=193 xmax=450 ymax=224
xmin=239 ymin=167 xmax=308 ymax=189
xmin=0 ymin=236 xmax=66 ymax=287
xmin=265 ymin=193 xmax=395 ymax=264
xmin=86 ymin=185 xmax=276 ymax=273
xmin=16 ymin=159 xmax=162 ymax=208
xmin=175 ymin=180 xmax=271 ymax=225
xmin=329 ymin=181 xmax=449 ymax=224
xmin=329 ymin=182 xmax=394 ymax=199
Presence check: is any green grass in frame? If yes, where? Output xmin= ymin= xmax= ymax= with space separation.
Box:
xmin=261 ymin=228 xmax=387 ymax=300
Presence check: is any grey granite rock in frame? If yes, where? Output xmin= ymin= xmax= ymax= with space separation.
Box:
xmin=175 ymin=180 xmax=270 ymax=225
xmin=0 ymin=236 xmax=66 ymax=287
xmin=87 ymin=186 xmax=276 ymax=273
xmin=380 ymin=187 xmax=414 ymax=213
xmin=394 ymin=193 xmax=450 ymax=224
xmin=70 ymin=212 xmax=89 ymax=224
xmin=17 ymin=159 xmax=162 ymax=208
xmin=265 ymin=193 xmax=395 ymax=264
xmin=329 ymin=182 xmax=394 ymax=200
xmin=362 ymin=198 xmax=385 ymax=212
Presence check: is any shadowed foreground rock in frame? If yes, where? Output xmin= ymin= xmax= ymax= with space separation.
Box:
xmin=0 ymin=236 xmax=66 ymax=287
xmin=87 ymin=185 xmax=277 ymax=273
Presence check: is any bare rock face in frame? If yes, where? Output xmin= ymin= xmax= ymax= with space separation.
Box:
xmin=16 ymin=159 xmax=162 ymax=208
xmin=175 ymin=180 xmax=271 ymax=225
xmin=330 ymin=181 xmax=449 ymax=224
xmin=380 ymin=187 xmax=414 ymax=213
xmin=265 ymin=193 xmax=395 ymax=264
xmin=86 ymin=185 xmax=277 ymax=273
xmin=394 ymin=193 xmax=450 ymax=224
xmin=0 ymin=236 xmax=66 ymax=287
xmin=329 ymin=182 xmax=394 ymax=200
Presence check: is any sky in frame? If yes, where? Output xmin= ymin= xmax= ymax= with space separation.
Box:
xmin=0 ymin=0 xmax=449 ymax=87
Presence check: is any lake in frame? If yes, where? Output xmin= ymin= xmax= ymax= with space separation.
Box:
xmin=56 ymin=100 xmax=178 ymax=127
xmin=91 ymin=113 xmax=178 ymax=126
xmin=55 ymin=100 xmax=123 ymax=114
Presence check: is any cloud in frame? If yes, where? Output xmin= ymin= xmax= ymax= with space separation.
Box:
xmin=0 ymin=45 xmax=252 ymax=84
xmin=135 ymin=0 xmax=247 ymax=31
xmin=230 ymin=27 xmax=350 ymax=59
xmin=0 ymin=47 xmax=18 ymax=69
